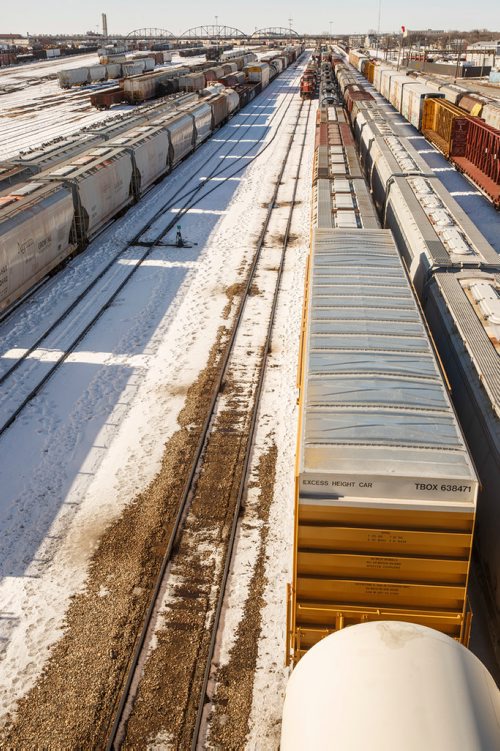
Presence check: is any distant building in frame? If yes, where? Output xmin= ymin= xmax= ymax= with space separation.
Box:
xmin=0 ymin=34 xmax=29 ymax=47
xmin=466 ymin=40 xmax=500 ymax=67
xmin=348 ymin=35 xmax=365 ymax=49
xmin=411 ymin=29 xmax=444 ymax=36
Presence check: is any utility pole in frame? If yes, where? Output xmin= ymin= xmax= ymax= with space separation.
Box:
xmin=454 ymin=39 xmax=462 ymax=82
xmin=377 ymin=0 xmax=382 ymax=56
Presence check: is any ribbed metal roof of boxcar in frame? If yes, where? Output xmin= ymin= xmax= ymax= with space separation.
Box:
xmin=300 ymin=229 xmax=477 ymax=491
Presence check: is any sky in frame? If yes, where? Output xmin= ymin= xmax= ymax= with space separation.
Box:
xmin=3 ymin=1 xmax=500 ymax=37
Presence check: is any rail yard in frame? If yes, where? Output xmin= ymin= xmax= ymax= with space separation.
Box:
xmin=0 ymin=29 xmax=499 ymax=750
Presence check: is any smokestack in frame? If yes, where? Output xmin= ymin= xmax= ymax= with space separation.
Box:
xmin=102 ymin=13 xmax=108 ymax=38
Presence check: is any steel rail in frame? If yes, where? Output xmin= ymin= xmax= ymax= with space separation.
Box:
xmin=0 ymin=64 xmax=300 ymax=333
xmin=104 ymin=97 xmax=309 ymax=751
xmin=0 ymin=57 xmax=303 ymax=334
xmin=190 ymin=97 xmax=312 ymax=751
xmin=0 ymin=61 xmax=307 ymax=438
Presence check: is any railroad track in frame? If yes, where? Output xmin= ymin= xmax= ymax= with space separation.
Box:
xmin=0 ymin=60 xmax=303 ymax=331
xmin=103 ymin=96 xmax=312 ymax=750
xmin=0 ymin=59 xmax=308 ymax=438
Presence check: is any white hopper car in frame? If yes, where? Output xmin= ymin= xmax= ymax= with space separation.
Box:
xmin=36 ymin=146 xmax=135 ymax=242
xmin=0 ymin=182 xmax=77 ymax=310
xmin=0 ymin=52 xmax=304 ymax=313
xmin=352 ymin=109 xmax=500 ymax=294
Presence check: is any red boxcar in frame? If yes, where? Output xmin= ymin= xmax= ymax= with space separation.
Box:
xmin=450 ymin=118 xmax=500 ymax=208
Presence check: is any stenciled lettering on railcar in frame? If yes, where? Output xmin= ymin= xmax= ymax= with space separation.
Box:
xmin=17 ymin=238 xmax=35 ymax=255
xmin=38 ymin=235 xmax=52 ymax=252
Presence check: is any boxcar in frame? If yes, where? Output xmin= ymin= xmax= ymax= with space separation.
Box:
xmin=289 ymin=227 xmax=478 ymax=659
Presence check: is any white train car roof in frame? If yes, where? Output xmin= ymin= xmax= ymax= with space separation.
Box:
xmin=281 ymin=621 xmax=500 ymax=751
xmin=355 ymin=114 xmax=500 ymax=271
xmin=428 ymin=270 xmax=500 ymax=420
xmin=299 ymin=228 xmax=478 ymax=512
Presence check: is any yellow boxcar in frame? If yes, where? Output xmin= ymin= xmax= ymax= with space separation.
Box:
xmin=365 ymin=60 xmax=376 ymax=84
xmin=421 ymin=97 xmax=470 ymax=157
xmin=288 ymin=228 xmax=477 ymax=664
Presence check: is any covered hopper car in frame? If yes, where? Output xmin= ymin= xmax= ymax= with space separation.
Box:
xmin=0 ymin=51 xmax=303 ymax=314
xmin=0 ymin=182 xmax=77 ymax=312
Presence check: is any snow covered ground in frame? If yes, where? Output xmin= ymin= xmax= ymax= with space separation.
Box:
xmin=0 ymin=52 xmax=206 ymax=161
xmin=0 ymin=57 xmax=310 ymax=743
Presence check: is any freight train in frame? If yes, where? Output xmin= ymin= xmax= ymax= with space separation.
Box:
xmin=343 ymin=51 xmax=500 ymax=207
xmin=88 ymin=53 xmax=297 ymax=109
xmin=288 ymin=88 xmax=481 ymax=660
xmin=65 ymin=53 xmax=258 ymax=108
xmin=282 ymin=621 xmax=500 ymax=750
xmin=298 ymin=52 xmax=500 ymax=661
xmin=0 ymin=47 xmax=304 ymax=314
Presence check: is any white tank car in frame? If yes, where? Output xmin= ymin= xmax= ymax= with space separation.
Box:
xmin=281 ymin=621 xmax=500 ymax=751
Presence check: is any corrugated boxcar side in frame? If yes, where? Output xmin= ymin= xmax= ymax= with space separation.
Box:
xmin=401 ymin=85 xmax=444 ymax=130
xmin=450 ymin=119 xmax=500 ymax=206
xmin=209 ymin=95 xmax=229 ymax=128
xmin=389 ymin=76 xmax=414 ymax=111
xmin=421 ymin=98 xmax=470 ymax=157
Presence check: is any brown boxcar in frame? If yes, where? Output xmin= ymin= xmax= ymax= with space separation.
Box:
xmin=90 ymin=86 xmax=127 ymax=110
xmin=344 ymin=84 xmax=374 ymax=114
xmin=209 ymin=94 xmax=229 ymax=128
xmin=421 ymin=98 xmax=470 ymax=158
